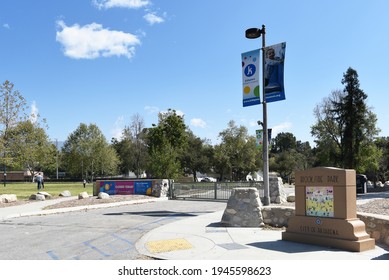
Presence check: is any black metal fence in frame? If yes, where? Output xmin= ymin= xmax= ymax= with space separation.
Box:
xmin=170 ymin=181 xmax=264 ymax=201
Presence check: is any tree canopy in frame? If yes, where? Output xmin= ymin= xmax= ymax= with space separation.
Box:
xmin=311 ymin=67 xmax=380 ymax=173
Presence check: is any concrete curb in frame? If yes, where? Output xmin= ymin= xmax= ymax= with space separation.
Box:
xmin=0 ymin=197 xmax=168 ymax=220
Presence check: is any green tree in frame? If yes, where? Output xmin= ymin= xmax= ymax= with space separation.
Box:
xmin=181 ymin=130 xmax=213 ymax=182
xmin=270 ymin=132 xmax=297 ymax=153
xmin=372 ymin=137 xmax=389 ymax=181
xmin=214 ymin=120 xmax=259 ymax=181
xmin=311 ymin=68 xmax=380 ymax=172
xmin=7 ymin=120 xmax=55 ymax=180
xmin=333 ymin=67 xmax=377 ymax=169
xmin=146 ymin=109 xmax=187 ymax=178
xmin=62 ymin=123 xmax=119 ymax=179
xmin=0 ymin=80 xmax=28 ymax=171
xmin=269 ymin=132 xmax=313 ymax=181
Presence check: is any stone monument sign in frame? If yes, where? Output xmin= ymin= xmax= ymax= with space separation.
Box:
xmin=282 ymin=167 xmax=375 ymax=252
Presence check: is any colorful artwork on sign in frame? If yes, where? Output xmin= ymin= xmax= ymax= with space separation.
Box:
xmin=134 ymin=181 xmax=152 ymax=195
xmin=305 ymin=186 xmax=334 ymax=217
xmin=99 ymin=180 xmax=153 ymax=195
xmin=242 ymin=49 xmax=261 ymax=107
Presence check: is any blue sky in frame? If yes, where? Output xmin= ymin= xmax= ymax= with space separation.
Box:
xmin=1 ymin=0 xmax=388 ymax=147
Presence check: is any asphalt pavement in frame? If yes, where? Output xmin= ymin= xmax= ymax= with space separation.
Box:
xmin=1 ymin=194 xmax=389 ymax=260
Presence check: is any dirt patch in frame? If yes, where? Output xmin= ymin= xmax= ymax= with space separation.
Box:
xmin=43 ymin=195 xmax=154 ymax=210
xmin=0 ymin=195 xmax=154 ymax=209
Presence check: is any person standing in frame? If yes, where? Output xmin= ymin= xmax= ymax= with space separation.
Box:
xmin=83 ymin=179 xmax=86 ymax=188
xmin=36 ymin=173 xmax=43 ymax=190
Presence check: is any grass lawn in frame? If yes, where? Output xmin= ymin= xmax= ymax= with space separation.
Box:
xmin=0 ymin=181 xmax=94 ymax=200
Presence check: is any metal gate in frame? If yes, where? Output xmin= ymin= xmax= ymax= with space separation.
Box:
xmin=170 ymin=181 xmax=264 ymax=201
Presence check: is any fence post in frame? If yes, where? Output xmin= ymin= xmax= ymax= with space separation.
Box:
xmin=214 ymin=182 xmax=217 ymax=200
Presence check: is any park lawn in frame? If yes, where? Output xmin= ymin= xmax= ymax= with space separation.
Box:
xmin=0 ymin=182 xmax=94 ymax=200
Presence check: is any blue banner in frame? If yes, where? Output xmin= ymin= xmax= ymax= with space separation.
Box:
xmin=134 ymin=181 xmax=152 ymax=195
xmin=264 ymin=42 xmax=286 ymax=103
xmin=242 ymin=49 xmax=261 ymax=107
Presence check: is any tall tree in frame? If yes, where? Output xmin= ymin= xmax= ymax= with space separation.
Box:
xmin=270 ymin=132 xmax=297 ymax=153
xmin=62 ymin=123 xmax=119 ymax=179
xmin=269 ymin=132 xmax=313 ymax=181
xmin=215 ymin=120 xmax=259 ymax=181
xmin=0 ymin=80 xmax=27 ymax=138
xmin=0 ymin=80 xmax=28 ymax=171
xmin=126 ymin=114 xmax=148 ymax=178
xmin=7 ymin=120 xmax=55 ymax=180
xmin=311 ymin=68 xmax=380 ymax=172
xmin=146 ymin=109 xmax=187 ymax=178
xmin=335 ymin=68 xmax=368 ymax=168
xmin=112 ymin=114 xmax=149 ymax=177
xmin=181 ymin=130 xmax=213 ymax=182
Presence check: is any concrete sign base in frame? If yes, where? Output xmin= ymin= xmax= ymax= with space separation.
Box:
xmin=282 ymin=167 xmax=375 ymax=252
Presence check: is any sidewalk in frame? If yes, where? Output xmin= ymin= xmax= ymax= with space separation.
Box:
xmin=135 ymin=210 xmax=389 ymax=260
xmin=1 ymin=196 xmax=388 ymax=260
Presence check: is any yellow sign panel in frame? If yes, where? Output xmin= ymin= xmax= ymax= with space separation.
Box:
xmin=306 ymin=186 xmax=334 ymax=217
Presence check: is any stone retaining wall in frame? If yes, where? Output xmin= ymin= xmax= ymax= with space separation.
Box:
xmin=358 ymin=213 xmax=389 ymax=246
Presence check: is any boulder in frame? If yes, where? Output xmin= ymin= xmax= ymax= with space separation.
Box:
xmin=78 ymin=192 xmax=89 ymax=199
xmin=98 ymin=192 xmax=110 ymax=199
xmin=286 ymin=193 xmax=295 ymax=202
xmin=29 ymin=193 xmax=45 ymax=201
xmin=59 ymin=190 xmax=72 ymax=197
xmin=38 ymin=191 xmax=52 ymax=199
xmin=0 ymin=194 xmax=17 ymax=203
xmin=221 ymin=188 xmax=264 ymax=227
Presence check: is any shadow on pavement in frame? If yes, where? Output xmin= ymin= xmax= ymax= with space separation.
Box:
xmin=104 ymin=210 xmax=213 ymax=217
xmin=371 ymin=253 xmax=389 ymax=260
xmin=246 ymin=240 xmax=339 ymax=254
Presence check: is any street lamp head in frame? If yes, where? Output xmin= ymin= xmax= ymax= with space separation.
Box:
xmin=245 ymin=28 xmax=262 ymax=39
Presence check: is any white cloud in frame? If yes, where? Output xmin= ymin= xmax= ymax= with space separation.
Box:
xmin=144 ymin=105 xmax=159 ymax=114
xmin=2 ymin=23 xmax=10 ymax=29
xmin=190 ymin=118 xmax=207 ymax=128
xmin=271 ymin=121 xmax=293 ymax=136
xmin=92 ymin=0 xmax=150 ymax=9
xmin=143 ymin=12 xmax=165 ymax=25
xmin=111 ymin=116 xmax=125 ymax=140
xmin=30 ymin=101 xmax=39 ymax=124
xmin=56 ymin=20 xmax=140 ymax=59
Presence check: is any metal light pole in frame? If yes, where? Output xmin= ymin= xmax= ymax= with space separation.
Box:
xmin=245 ymin=25 xmax=270 ymax=205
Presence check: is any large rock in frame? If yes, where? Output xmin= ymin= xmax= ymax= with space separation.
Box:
xmin=78 ymin=192 xmax=89 ymax=199
xmin=98 ymin=192 xmax=110 ymax=199
xmin=221 ymin=188 xmax=264 ymax=227
xmin=29 ymin=193 xmax=45 ymax=201
xmin=286 ymin=193 xmax=295 ymax=202
xmin=0 ymin=194 xmax=17 ymax=203
xmin=59 ymin=190 xmax=72 ymax=197
xmin=38 ymin=192 xmax=52 ymax=199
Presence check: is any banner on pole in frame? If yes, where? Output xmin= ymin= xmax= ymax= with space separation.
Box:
xmin=264 ymin=42 xmax=286 ymax=103
xmin=255 ymin=128 xmax=272 ymax=149
xmin=242 ymin=49 xmax=261 ymax=107
xmin=255 ymin=129 xmax=263 ymax=148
